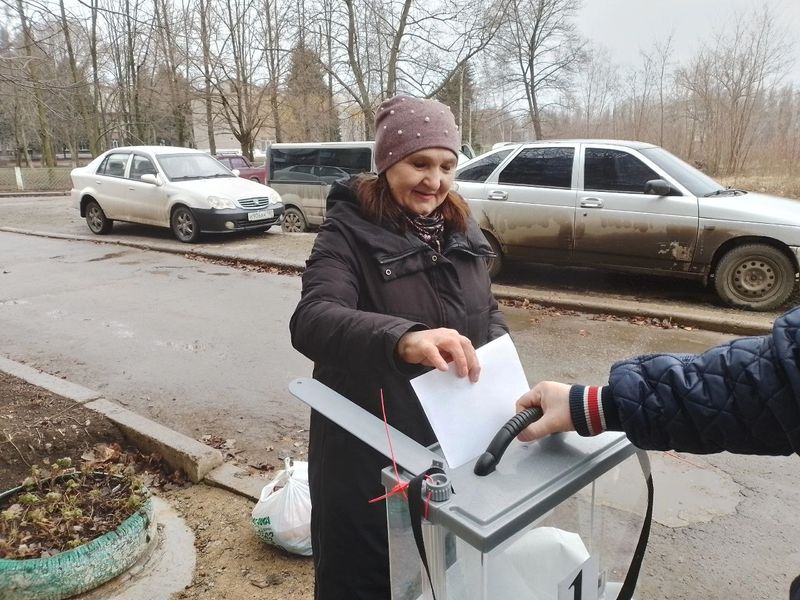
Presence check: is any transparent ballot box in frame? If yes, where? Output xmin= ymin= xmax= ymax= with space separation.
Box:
xmin=384 ymin=435 xmax=649 ymax=600
xmin=287 ymin=378 xmax=651 ymax=600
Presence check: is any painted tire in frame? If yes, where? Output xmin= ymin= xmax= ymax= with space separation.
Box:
xmin=0 ymin=484 xmax=154 ymax=600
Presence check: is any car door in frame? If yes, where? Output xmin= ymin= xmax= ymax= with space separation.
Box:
xmin=572 ymin=145 xmax=699 ymax=272
xmin=269 ymin=148 xmax=325 ymax=227
xmin=464 ymin=145 xmax=578 ymax=264
xmin=125 ymin=154 xmax=166 ymax=225
xmin=92 ymin=152 xmax=132 ymax=219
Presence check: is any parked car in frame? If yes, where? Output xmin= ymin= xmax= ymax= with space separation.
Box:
xmin=272 ymin=164 xmax=351 ymax=185
xmin=214 ymin=151 xmax=268 ymax=184
xmin=71 ymin=146 xmax=284 ymax=243
xmin=268 ymin=141 xmax=471 ymax=233
xmin=456 ymin=140 xmax=800 ymax=311
xmin=267 ymin=141 xmax=376 ymax=233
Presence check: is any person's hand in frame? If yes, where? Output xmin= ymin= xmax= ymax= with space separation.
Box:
xmin=515 ymin=381 xmax=574 ymax=442
xmin=397 ymin=328 xmax=480 ymax=382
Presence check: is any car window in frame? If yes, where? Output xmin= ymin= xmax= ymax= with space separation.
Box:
xmin=317 ymin=166 xmax=345 ymax=177
xmin=456 ymin=149 xmax=512 ymax=182
xmin=230 ymin=157 xmax=248 ymax=169
xmin=97 ymin=153 xmax=130 ymax=178
xmin=497 ymin=147 xmax=574 ymax=188
xmin=157 ymin=153 xmax=233 ymax=181
xmin=217 ymin=158 xmax=231 ymax=168
xmin=317 ymin=148 xmax=372 ymax=175
xmin=639 ymin=147 xmax=720 ymax=196
xmin=128 ymin=155 xmax=157 ymax=180
xmin=584 ymin=148 xmax=661 ymax=193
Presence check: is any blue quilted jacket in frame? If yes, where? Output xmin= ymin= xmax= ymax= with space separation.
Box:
xmin=604 ymin=307 xmax=800 ymax=456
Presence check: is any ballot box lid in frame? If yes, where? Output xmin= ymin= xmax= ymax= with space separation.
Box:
xmin=382 ymin=431 xmax=635 ymax=553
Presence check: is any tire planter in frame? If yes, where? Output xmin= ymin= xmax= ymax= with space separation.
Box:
xmin=0 ymin=482 xmax=154 ymax=600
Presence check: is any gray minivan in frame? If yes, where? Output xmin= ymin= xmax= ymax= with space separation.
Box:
xmin=268 ymin=142 xmax=375 ymax=232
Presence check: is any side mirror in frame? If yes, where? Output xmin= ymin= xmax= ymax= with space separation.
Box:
xmin=231 ymin=169 xmax=241 ymax=177
xmin=644 ymin=179 xmax=672 ymax=196
xmin=140 ymin=174 xmax=160 ymax=185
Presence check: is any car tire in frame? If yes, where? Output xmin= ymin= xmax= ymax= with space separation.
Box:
xmin=171 ymin=206 xmax=201 ymax=243
xmin=713 ymin=243 xmax=796 ymax=311
xmin=85 ymin=200 xmax=113 ymax=234
xmin=281 ymin=207 xmax=307 ymax=233
xmin=483 ymin=232 xmax=503 ymax=279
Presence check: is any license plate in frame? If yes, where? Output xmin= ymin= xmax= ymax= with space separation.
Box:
xmin=247 ymin=209 xmax=273 ymax=221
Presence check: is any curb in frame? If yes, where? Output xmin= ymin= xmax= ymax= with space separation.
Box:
xmin=0 ymin=226 xmax=307 ymax=271
xmin=0 ymin=191 xmax=68 ymax=198
xmin=0 ymin=226 xmax=775 ymax=335
xmin=492 ymin=286 xmax=775 ymax=336
xmin=0 ymin=356 xmax=264 ymax=498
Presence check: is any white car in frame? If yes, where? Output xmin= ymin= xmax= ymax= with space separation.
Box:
xmin=70 ymin=146 xmax=284 ymax=243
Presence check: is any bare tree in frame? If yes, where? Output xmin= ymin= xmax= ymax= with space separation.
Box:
xmin=498 ymin=0 xmax=584 ymax=139
xmin=15 ymin=0 xmax=55 ymax=166
xmin=572 ymin=44 xmax=617 ymax=137
xmin=312 ymin=0 xmax=505 ymax=138
xmin=211 ymin=0 xmax=271 ymax=159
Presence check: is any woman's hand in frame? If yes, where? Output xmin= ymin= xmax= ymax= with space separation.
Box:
xmin=397 ymin=328 xmax=480 ymax=382
xmin=515 ymin=381 xmax=574 ymax=442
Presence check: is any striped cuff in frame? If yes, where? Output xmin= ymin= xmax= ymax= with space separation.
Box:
xmin=569 ymin=385 xmax=610 ymax=436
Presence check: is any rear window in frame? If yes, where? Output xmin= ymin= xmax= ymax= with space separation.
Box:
xmin=456 ymin=149 xmax=512 ymax=182
xmin=270 ymin=146 xmax=372 ymax=183
xmin=498 ymin=147 xmax=574 ymax=188
xmin=97 ymin=153 xmax=130 ymax=178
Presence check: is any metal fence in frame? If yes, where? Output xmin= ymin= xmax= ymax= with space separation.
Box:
xmin=0 ymin=167 xmax=72 ymax=192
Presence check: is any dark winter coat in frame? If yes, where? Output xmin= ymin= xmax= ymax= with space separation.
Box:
xmin=602 ymin=306 xmax=800 ymax=600
xmin=606 ymin=306 xmax=800 ymax=456
xmin=289 ymin=178 xmax=507 ymax=599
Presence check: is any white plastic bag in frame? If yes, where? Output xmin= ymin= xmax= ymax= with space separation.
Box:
xmin=251 ymin=458 xmax=313 ymax=556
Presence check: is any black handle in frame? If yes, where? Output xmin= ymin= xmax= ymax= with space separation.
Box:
xmin=473 ymin=408 xmax=543 ymax=476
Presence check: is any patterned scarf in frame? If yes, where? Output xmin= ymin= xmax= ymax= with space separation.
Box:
xmin=404 ymin=210 xmax=445 ymax=252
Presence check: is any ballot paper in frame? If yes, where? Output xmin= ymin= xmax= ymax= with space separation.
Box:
xmin=410 ymin=333 xmax=530 ymax=469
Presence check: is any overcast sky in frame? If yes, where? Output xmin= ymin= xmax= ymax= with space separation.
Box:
xmin=575 ymin=0 xmax=800 ymax=84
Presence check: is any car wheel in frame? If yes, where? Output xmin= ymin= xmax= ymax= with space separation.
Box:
xmin=483 ymin=231 xmax=503 ymax=279
xmin=281 ymin=207 xmax=307 ymax=233
xmin=85 ymin=200 xmax=113 ymax=234
xmin=713 ymin=243 xmax=796 ymax=311
xmin=249 ymin=177 xmax=260 ymax=183
xmin=171 ymin=206 xmax=201 ymax=243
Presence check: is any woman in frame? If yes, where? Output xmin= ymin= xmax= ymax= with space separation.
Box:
xmin=290 ymin=95 xmax=507 ymax=599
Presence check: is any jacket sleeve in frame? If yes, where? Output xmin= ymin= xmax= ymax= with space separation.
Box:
xmin=289 ymin=225 xmax=424 ymax=375
xmin=600 ymin=308 xmax=800 ymax=456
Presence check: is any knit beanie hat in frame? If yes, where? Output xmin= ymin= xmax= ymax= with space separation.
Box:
xmin=374 ymin=95 xmax=460 ymax=174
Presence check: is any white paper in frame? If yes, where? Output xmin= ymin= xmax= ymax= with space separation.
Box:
xmin=410 ymin=333 xmax=530 ymax=468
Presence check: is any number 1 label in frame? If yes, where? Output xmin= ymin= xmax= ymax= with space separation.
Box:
xmin=558 ymin=556 xmax=598 ymax=600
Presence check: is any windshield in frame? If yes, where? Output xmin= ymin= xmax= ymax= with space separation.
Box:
xmin=639 ymin=147 xmax=722 ymax=197
xmin=157 ymin=153 xmax=233 ymax=181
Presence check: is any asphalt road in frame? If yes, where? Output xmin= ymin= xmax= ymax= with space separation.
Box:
xmin=2 ymin=195 xmax=799 ymax=598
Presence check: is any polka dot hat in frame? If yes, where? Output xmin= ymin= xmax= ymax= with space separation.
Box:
xmin=373 ymin=95 xmax=460 ymax=174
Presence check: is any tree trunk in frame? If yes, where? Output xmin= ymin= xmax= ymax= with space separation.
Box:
xmin=17 ymin=0 xmax=55 ymax=167
xmin=59 ymin=0 xmax=96 ymax=157
xmin=199 ymin=0 xmax=216 ymax=153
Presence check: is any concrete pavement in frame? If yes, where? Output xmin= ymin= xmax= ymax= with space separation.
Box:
xmin=0 ymin=214 xmax=782 ymax=485
xmin=0 ymin=222 xmax=777 ymax=335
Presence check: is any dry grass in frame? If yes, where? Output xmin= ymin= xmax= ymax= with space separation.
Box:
xmin=717 ymin=175 xmax=800 ymax=200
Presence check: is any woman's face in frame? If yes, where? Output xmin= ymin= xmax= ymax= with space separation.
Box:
xmin=385 ymin=148 xmax=458 ymax=217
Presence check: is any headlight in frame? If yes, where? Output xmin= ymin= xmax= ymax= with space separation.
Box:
xmin=267 ymin=189 xmax=282 ymax=205
xmin=207 ymin=195 xmax=237 ymax=209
